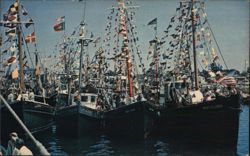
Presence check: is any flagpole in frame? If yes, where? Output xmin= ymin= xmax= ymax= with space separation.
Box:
xmin=155 ymin=20 xmax=157 ymax=38
xmin=17 ymin=0 xmax=25 ymax=92
xmin=32 ymin=26 xmax=39 ymax=69
xmin=154 ymin=31 xmax=159 ymax=103
xmin=152 ymin=18 xmax=159 ymax=102
xmin=191 ymin=0 xmax=199 ymax=89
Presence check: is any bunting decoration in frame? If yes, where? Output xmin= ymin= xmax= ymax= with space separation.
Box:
xmin=21 ymin=5 xmax=28 ymax=16
xmin=25 ymin=32 xmax=35 ymax=43
xmin=93 ymin=37 xmax=101 ymax=47
xmin=147 ymin=18 xmax=157 ymax=25
xmin=1 ymin=0 xmax=39 ymax=90
xmin=2 ymin=55 xmax=17 ymax=66
xmin=10 ymin=42 xmax=17 ymax=52
xmin=8 ymin=2 xmax=18 ymax=14
xmin=100 ymin=0 xmax=146 ymax=97
xmin=155 ymin=0 xmax=228 ymax=84
xmin=11 ymin=68 xmax=18 ymax=79
xmin=25 ymin=18 xmax=34 ymax=28
xmin=5 ymin=28 xmax=16 ymax=37
xmin=53 ymin=16 xmax=65 ymax=32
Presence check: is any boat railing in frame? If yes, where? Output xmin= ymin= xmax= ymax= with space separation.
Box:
xmin=24 ymin=99 xmax=51 ymax=106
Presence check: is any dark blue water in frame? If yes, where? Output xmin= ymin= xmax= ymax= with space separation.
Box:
xmin=27 ymin=105 xmax=248 ymax=156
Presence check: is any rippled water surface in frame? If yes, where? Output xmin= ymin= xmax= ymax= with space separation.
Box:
xmin=27 ymin=106 xmax=249 ymax=156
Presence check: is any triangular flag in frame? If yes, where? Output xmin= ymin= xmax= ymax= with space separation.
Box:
xmin=11 ymin=68 xmax=18 ymax=79
xmin=21 ymin=5 xmax=28 ymax=16
xmin=25 ymin=18 xmax=34 ymax=28
xmin=10 ymin=42 xmax=17 ymax=52
xmin=147 ymin=18 xmax=157 ymax=25
xmin=5 ymin=28 xmax=16 ymax=37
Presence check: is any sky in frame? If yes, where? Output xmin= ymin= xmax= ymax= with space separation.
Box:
xmin=1 ymin=0 xmax=249 ymax=72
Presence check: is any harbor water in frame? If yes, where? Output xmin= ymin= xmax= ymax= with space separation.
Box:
xmin=27 ymin=105 xmax=248 ymax=156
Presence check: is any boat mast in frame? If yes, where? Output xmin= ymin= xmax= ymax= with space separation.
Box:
xmin=17 ymin=0 xmax=25 ymax=92
xmin=191 ymin=0 xmax=199 ymax=89
xmin=78 ymin=29 xmax=92 ymax=91
xmin=118 ymin=0 xmax=133 ymax=97
xmin=79 ymin=0 xmax=86 ymax=91
xmin=98 ymin=49 xmax=103 ymax=86
xmin=78 ymin=30 xmax=84 ymax=91
xmin=154 ymin=21 xmax=159 ymax=98
xmin=85 ymin=46 xmax=89 ymax=84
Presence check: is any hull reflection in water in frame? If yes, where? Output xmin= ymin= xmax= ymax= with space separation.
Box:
xmin=29 ymin=119 xmax=249 ymax=156
xmin=155 ymin=94 xmax=241 ymax=148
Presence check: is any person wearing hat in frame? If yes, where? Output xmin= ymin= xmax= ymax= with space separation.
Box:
xmin=12 ymin=138 xmax=33 ymax=155
xmin=6 ymin=132 xmax=18 ymax=155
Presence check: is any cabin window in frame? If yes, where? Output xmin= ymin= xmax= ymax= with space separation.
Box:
xmin=91 ymin=96 xmax=96 ymax=102
xmin=81 ymin=96 xmax=88 ymax=102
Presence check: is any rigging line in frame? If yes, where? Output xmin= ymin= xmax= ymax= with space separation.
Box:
xmin=177 ymin=4 xmax=193 ymax=81
xmin=182 ymin=5 xmax=194 ymax=86
xmin=197 ymin=14 xmax=212 ymax=66
xmin=159 ymin=5 xmax=181 ymax=77
xmin=113 ymin=8 xmax=120 ymax=75
xmin=125 ymin=11 xmax=140 ymax=73
xmin=21 ymin=1 xmax=44 ymax=70
xmin=198 ymin=1 xmax=228 ymax=69
xmin=21 ymin=29 xmax=34 ymax=68
xmin=126 ymin=12 xmax=144 ymax=72
xmin=32 ymin=23 xmax=40 ymax=65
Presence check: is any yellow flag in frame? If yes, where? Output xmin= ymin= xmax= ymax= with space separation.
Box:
xmin=35 ymin=65 xmax=41 ymax=75
xmin=11 ymin=68 xmax=18 ymax=79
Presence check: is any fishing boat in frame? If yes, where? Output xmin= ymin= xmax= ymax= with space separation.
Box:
xmin=147 ymin=0 xmax=241 ymax=148
xmin=53 ymin=35 xmax=79 ymax=135
xmin=101 ymin=0 xmax=158 ymax=138
xmin=0 ymin=0 xmax=55 ymax=144
xmin=54 ymin=21 xmax=108 ymax=135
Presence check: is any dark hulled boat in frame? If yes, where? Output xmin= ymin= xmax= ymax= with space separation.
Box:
xmin=104 ymin=100 xmax=157 ymax=138
xmin=22 ymin=100 xmax=55 ymax=133
xmin=155 ymin=92 xmax=240 ymax=147
xmin=0 ymin=101 xmax=23 ymax=145
xmin=146 ymin=0 xmax=241 ymax=148
xmin=1 ymin=0 xmax=55 ymax=145
xmin=1 ymin=97 xmax=55 ymax=145
xmin=54 ymin=23 xmax=107 ymax=135
xmin=55 ymin=89 xmax=104 ymax=135
xmin=100 ymin=0 xmax=158 ymax=138
xmin=77 ymin=92 xmax=103 ymax=134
